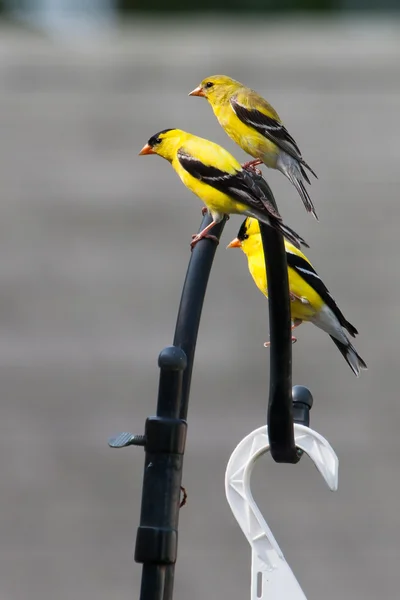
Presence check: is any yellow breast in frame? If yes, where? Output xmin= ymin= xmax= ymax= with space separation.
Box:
xmin=247 ymin=247 xmax=324 ymax=322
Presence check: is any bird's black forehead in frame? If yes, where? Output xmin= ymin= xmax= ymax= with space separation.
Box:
xmin=237 ymin=218 xmax=249 ymax=240
xmin=148 ymin=128 xmax=174 ymax=146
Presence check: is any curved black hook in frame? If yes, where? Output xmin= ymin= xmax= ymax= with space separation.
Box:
xmin=254 ymin=175 xmax=300 ymax=463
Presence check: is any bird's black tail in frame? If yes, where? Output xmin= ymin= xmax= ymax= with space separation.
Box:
xmin=244 ymin=168 xmax=309 ymax=250
xmin=300 ymin=160 xmax=318 ymax=180
xmin=278 ymin=155 xmax=318 ymax=220
xmin=330 ymin=336 xmax=367 ymax=377
xmin=277 ymin=221 xmax=309 ymax=250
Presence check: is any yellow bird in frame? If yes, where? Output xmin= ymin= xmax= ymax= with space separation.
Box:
xmin=139 ymin=128 xmax=307 ymax=249
xmin=227 ymin=218 xmax=367 ymax=376
xmin=189 ymin=75 xmax=318 ymax=219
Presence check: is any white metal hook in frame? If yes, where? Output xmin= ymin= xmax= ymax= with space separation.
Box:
xmin=225 ymin=424 xmax=339 ymax=599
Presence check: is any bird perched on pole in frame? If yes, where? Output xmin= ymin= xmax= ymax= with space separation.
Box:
xmin=189 ymin=75 xmax=318 ymax=219
xmin=227 ymin=217 xmax=367 ymax=376
xmin=139 ymin=128 xmax=307 ymax=250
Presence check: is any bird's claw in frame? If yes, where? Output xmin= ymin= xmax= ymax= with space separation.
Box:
xmin=201 ymin=207 xmax=208 ymax=216
xmin=190 ymin=234 xmax=220 ymax=250
xmin=264 ymin=336 xmax=297 ymax=348
xmin=245 ymin=166 xmax=263 ymax=176
xmin=179 ymin=485 xmax=187 ymax=508
xmin=242 ymin=160 xmax=263 ymax=177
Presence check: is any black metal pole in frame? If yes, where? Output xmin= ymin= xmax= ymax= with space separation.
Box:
xmin=173 ymin=214 xmax=227 ymax=420
xmin=134 ymin=346 xmax=187 ymax=600
xmin=139 ymin=215 xmax=226 ymax=600
xmin=162 ymin=214 xmax=227 ymax=599
xmin=108 ymin=346 xmax=188 ymax=600
xmin=108 ymin=214 xmax=226 ymax=600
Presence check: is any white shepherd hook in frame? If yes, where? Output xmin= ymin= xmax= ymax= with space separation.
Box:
xmin=225 ymin=424 xmax=339 ymax=600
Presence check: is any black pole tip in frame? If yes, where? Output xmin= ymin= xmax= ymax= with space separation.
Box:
xmin=292 ymin=385 xmax=313 ymax=427
xmin=292 ymin=385 xmax=314 ymax=409
xmin=158 ymin=346 xmax=187 ymax=371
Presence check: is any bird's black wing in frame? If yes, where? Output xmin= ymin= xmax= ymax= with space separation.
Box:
xmin=231 ymin=96 xmax=317 ymax=178
xmin=286 ymin=251 xmax=358 ymax=336
xmin=177 ymin=150 xmax=281 ymax=221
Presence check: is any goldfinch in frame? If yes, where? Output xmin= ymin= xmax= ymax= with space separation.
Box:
xmin=189 ymin=75 xmax=318 ymax=219
xmin=139 ymin=128 xmax=307 ymax=249
xmin=227 ymin=218 xmax=367 ymax=376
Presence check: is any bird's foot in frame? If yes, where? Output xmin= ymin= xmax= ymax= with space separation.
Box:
xmin=245 ymin=165 xmax=263 ymax=176
xmin=242 ymin=159 xmax=263 ymax=176
xmin=190 ymin=233 xmax=220 ymax=249
xmin=201 ymin=206 xmax=208 ymax=216
xmin=264 ymin=336 xmax=297 ymax=348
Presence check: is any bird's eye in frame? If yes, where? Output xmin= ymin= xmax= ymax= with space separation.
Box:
xmin=244 ymin=234 xmax=249 ymax=240
xmin=155 ymin=138 xmax=161 ymax=144
xmin=205 ymin=82 xmax=214 ymax=89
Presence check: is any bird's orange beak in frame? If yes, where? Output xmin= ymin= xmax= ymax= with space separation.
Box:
xmin=188 ymin=85 xmax=205 ymax=97
xmin=138 ymin=143 xmax=155 ymax=156
xmin=226 ymin=238 xmax=242 ymax=249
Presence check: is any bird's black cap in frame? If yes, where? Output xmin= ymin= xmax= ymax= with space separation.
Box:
xmin=148 ymin=128 xmax=175 ymax=147
xmin=237 ymin=218 xmax=249 ymax=241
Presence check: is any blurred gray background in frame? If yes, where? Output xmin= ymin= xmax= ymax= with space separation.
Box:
xmin=0 ymin=3 xmax=399 ymax=600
